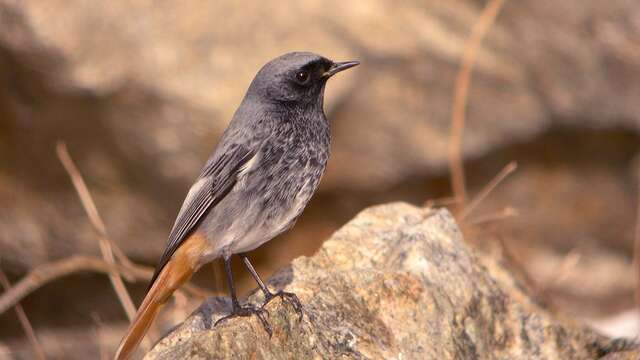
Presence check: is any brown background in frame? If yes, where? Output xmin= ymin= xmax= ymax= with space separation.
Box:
xmin=1 ymin=0 xmax=640 ymax=358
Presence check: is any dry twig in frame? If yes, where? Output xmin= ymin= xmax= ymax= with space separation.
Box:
xmin=90 ymin=312 xmax=109 ymax=360
xmin=0 ymin=255 xmax=209 ymax=317
xmin=56 ymin=142 xmax=138 ymax=320
xmin=462 ymin=161 xmax=518 ymax=220
xmin=634 ymin=179 xmax=640 ymax=327
xmin=448 ymin=0 xmax=507 ymax=209
xmin=0 ymin=256 xmax=129 ymax=316
xmin=467 ymin=206 xmax=518 ymax=226
xmin=1 ymin=143 xmax=208 ymax=317
xmin=538 ymin=249 xmax=581 ymax=297
xmin=0 ymin=267 xmax=47 ymax=360
xmin=495 ymin=236 xmax=542 ymax=298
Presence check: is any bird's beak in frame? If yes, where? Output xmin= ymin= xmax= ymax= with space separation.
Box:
xmin=323 ymin=60 xmax=360 ymax=78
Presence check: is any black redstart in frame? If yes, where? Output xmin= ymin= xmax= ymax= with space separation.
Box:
xmin=115 ymin=52 xmax=359 ymax=359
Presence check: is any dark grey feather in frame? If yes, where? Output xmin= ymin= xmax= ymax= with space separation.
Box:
xmin=148 ymin=145 xmax=256 ymax=287
xmin=146 ymin=51 xmax=357 ymax=289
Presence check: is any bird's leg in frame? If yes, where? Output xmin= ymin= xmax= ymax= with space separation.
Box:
xmin=214 ymin=256 xmax=272 ymax=337
xmin=242 ymin=255 xmax=303 ymax=320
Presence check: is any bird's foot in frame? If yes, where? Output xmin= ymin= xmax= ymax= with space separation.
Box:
xmin=215 ymin=304 xmax=272 ymax=337
xmin=263 ymin=291 xmax=304 ymax=321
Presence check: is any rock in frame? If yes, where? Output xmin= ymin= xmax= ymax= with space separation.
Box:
xmin=601 ymin=350 xmax=640 ymax=360
xmin=145 ymin=203 xmax=633 ymax=360
xmin=589 ymin=309 xmax=640 ymax=340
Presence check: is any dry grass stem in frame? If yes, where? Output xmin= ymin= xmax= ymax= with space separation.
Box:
xmin=634 ymin=178 xmax=640 ymax=329
xmin=90 ymin=313 xmax=109 ymax=360
xmin=495 ymin=236 xmax=543 ymax=299
xmin=467 ymin=206 xmax=518 ymax=226
xmin=0 ymin=256 xmax=210 ymax=317
xmin=462 ymin=161 xmax=518 ymax=220
xmin=540 ymin=249 xmax=581 ymax=294
xmin=0 ymin=256 xmax=134 ymax=315
xmin=448 ymin=0 xmax=507 ymax=209
xmin=56 ymin=141 xmax=138 ymax=321
xmin=0 ymin=268 xmax=47 ymax=360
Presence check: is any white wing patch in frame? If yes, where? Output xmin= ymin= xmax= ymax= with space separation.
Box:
xmin=238 ymin=151 xmax=260 ymax=177
xmin=176 ymin=177 xmax=208 ymax=220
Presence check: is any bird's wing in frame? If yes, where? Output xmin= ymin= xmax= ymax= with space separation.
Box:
xmin=148 ymin=144 xmax=257 ymax=288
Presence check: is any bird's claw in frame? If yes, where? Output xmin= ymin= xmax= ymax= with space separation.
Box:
xmin=214 ymin=304 xmax=272 ymax=338
xmin=263 ymin=291 xmax=304 ymax=321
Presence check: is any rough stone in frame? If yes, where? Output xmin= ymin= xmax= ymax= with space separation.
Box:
xmin=145 ymin=203 xmax=633 ymax=360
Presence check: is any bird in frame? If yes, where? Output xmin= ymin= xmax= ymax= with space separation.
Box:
xmin=114 ymin=52 xmax=359 ymax=359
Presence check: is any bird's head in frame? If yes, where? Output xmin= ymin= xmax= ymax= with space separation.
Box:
xmin=245 ymin=52 xmax=359 ymax=107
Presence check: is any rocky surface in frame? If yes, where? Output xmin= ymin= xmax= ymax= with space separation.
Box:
xmin=145 ymin=203 xmax=635 ymax=360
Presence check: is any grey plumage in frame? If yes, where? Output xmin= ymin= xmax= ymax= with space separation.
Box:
xmin=116 ymin=52 xmax=358 ymax=360
xmin=149 ymin=52 xmax=358 ymax=286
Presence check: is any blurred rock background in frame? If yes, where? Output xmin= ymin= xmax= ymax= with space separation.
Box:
xmin=1 ymin=0 xmax=640 ymax=358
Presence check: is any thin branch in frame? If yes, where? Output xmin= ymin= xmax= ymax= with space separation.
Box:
xmin=56 ymin=142 xmax=137 ymax=321
xmin=634 ymin=178 xmax=640 ymax=329
xmin=56 ymin=142 xmax=210 ymax=300
xmin=466 ymin=206 xmax=518 ymax=226
xmin=495 ymin=235 xmax=543 ymax=302
xmin=90 ymin=312 xmax=109 ymax=360
xmin=462 ymin=161 xmax=518 ymax=220
xmin=448 ymin=0 xmax=507 ymax=209
xmin=0 ymin=268 xmax=47 ymax=360
xmin=55 ymin=141 xmax=211 ymax=352
xmin=0 ymin=256 xmax=129 ymax=316
xmin=0 ymin=255 xmax=210 ymax=317
xmin=539 ymin=249 xmax=581 ymax=294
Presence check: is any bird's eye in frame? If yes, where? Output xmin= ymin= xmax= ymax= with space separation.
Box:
xmin=295 ymin=70 xmax=310 ymax=84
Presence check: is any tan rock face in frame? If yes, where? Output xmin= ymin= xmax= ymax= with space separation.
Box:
xmin=145 ymin=204 xmax=633 ymax=360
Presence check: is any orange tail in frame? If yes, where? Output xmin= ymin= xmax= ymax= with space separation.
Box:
xmin=115 ymin=233 xmax=209 ymax=360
